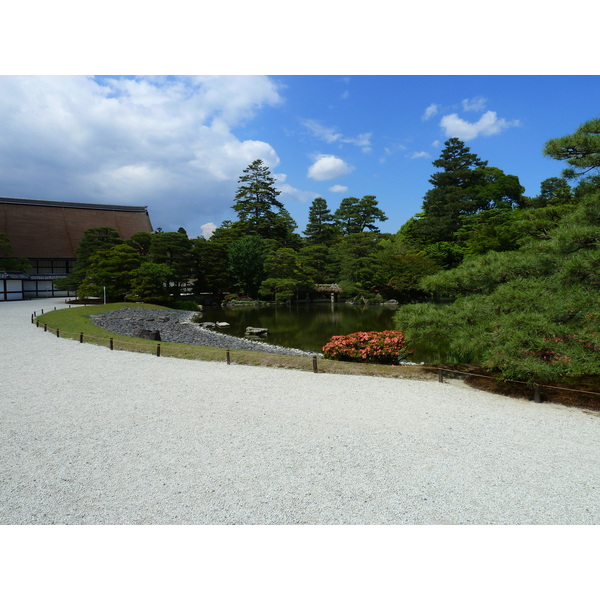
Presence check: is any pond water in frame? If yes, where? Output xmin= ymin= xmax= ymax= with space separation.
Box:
xmin=201 ymin=302 xmax=403 ymax=355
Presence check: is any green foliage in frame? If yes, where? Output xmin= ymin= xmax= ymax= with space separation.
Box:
xmin=323 ymin=330 xmax=412 ymax=365
xmin=149 ymin=231 xmax=195 ymax=295
xmin=170 ymin=299 xmax=202 ymax=311
xmin=228 ymin=235 xmax=265 ymax=297
xmin=396 ymin=193 xmax=600 ymax=382
xmin=232 ymin=159 xmax=285 ymax=240
xmin=303 ymin=197 xmax=338 ymax=244
xmin=543 ymin=117 xmax=600 ymax=179
xmin=125 ymin=262 xmax=174 ymax=304
xmin=55 ymin=227 xmax=122 ymax=291
xmin=77 ymin=244 xmax=142 ymax=301
xmin=126 ymin=231 xmax=154 ymax=256
xmin=374 ymin=245 xmax=441 ymax=301
xmin=400 ymin=139 xmax=523 ymax=265
xmin=333 ymin=195 xmax=388 ymax=235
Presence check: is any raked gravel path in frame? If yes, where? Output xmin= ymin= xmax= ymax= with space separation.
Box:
xmin=1 ymin=298 xmax=599 ymax=525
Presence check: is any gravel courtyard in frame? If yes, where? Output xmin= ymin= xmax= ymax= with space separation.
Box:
xmin=1 ymin=298 xmax=598 ymax=525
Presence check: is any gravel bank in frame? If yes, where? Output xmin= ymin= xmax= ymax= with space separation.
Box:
xmin=91 ymin=308 xmax=320 ymax=357
xmin=1 ymin=298 xmax=599 ymax=525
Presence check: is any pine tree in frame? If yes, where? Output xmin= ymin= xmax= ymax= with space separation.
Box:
xmin=303 ymin=197 xmax=337 ymax=244
xmin=543 ymin=118 xmax=600 ymax=179
xmin=333 ymin=195 xmax=388 ymax=235
xmin=232 ymin=159 xmax=285 ymax=239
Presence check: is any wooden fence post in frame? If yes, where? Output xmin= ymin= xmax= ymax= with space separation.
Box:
xmin=79 ymin=332 xmax=83 ymax=343
xmin=438 ymin=369 xmax=444 ymax=383
xmin=157 ymin=343 xmax=161 ymax=357
xmin=56 ymin=329 xmax=60 ymax=338
xmin=109 ymin=338 xmax=113 ymax=350
xmin=533 ymin=384 xmax=542 ymax=403
xmin=226 ymin=348 xmax=231 ymax=364
xmin=44 ymin=323 xmax=47 ymax=332
xmin=312 ymin=355 xmax=318 ymax=373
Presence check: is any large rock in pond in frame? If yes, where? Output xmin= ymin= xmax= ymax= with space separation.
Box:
xmin=133 ymin=328 xmax=161 ymax=341
xmin=245 ymin=327 xmax=268 ymax=336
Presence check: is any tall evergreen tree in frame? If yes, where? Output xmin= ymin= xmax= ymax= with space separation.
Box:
xmin=232 ymin=159 xmax=285 ymax=239
xmin=303 ymin=197 xmax=337 ymax=244
xmin=54 ymin=227 xmax=122 ymax=291
xmin=399 ymin=138 xmax=522 ymax=267
xmin=333 ymin=195 xmax=388 ymax=235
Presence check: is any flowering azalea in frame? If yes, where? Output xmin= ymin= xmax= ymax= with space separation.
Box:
xmin=322 ymin=330 xmax=412 ymax=365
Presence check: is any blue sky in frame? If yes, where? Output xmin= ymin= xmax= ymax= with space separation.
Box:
xmin=1 ymin=75 xmax=598 ymax=239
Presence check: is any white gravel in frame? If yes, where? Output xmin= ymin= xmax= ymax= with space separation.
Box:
xmin=1 ymin=298 xmax=599 ymax=525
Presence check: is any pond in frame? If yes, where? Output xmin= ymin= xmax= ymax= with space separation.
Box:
xmin=201 ymin=302 xmax=403 ymax=355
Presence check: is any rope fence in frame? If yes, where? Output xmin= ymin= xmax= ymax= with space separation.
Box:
xmin=32 ymin=311 xmax=599 ymax=403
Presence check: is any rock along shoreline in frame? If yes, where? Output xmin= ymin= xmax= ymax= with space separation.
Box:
xmin=91 ymin=308 xmax=321 ymax=357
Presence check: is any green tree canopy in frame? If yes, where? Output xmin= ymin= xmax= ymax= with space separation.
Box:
xmin=303 ymin=197 xmax=338 ymax=244
xmin=77 ymin=243 xmax=142 ymax=301
xmin=228 ymin=235 xmax=265 ymax=297
xmin=333 ymin=195 xmax=388 ymax=235
xmin=232 ymin=159 xmax=286 ymax=240
xmin=55 ymin=227 xmax=123 ymax=291
xmin=543 ymin=117 xmax=600 ymax=179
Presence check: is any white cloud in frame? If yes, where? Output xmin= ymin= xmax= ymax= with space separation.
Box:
xmin=200 ymin=222 xmax=217 ymax=239
xmin=461 ymin=96 xmax=487 ymax=112
xmin=432 ymin=140 xmax=441 ymax=148
xmin=307 ymin=155 xmax=354 ymax=181
xmin=422 ymin=103 xmax=440 ymax=121
xmin=440 ymin=111 xmax=521 ymax=141
xmin=303 ymin=119 xmax=372 ymax=152
xmin=329 ymin=184 xmax=349 ymax=193
xmin=303 ymin=119 xmax=342 ymax=143
xmin=278 ymin=183 xmax=317 ymax=204
xmin=410 ymin=151 xmax=431 ymax=159
xmin=0 ymin=75 xmax=284 ymax=235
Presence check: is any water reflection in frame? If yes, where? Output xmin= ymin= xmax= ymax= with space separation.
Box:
xmin=201 ymin=302 xmax=399 ymax=354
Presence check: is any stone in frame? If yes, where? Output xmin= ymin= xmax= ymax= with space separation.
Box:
xmin=200 ymin=322 xmax=216 ymax=328
xmin=133 ymin=328 xmax=161 ymax=341
xmin=216 ymin=321 xmax=230 ymax=327
xmin=245 ymin=327 xmax=268 ymax=336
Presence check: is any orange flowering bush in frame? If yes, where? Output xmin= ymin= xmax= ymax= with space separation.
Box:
xmin=322 ymin=330 xmax=412 ymax=365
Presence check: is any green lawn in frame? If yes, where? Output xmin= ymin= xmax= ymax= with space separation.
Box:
xmin=33 ymin=302 xmax=432 ymax=380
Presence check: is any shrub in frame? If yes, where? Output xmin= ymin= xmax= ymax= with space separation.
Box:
xmin=170 ymin=299 xmax=202 ymax=311
xmin=322 ymin=330 xmax=412 ymax=365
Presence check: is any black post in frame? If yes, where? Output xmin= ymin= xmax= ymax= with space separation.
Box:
xmin=438 ymin=369 xmax=444 ymax=383
xmin=312 ymin=355 xmax=318 ymax=373
xmin=56 ymin=329 xmax=60 ymax=338
xmin=31 ymin=314 xmax=33 ymax=323
xmin=41 ymin=309 xmax=44 ymax=315
xmin=533 ymin=384 xmax=542 ymax=403
xmin=79 ymin=332 xmax=83 ymax=343
xmin=44 ymin=323 xmax=47 ymax=332
xmin=157 ymin=343 xmax=161 ymax=357
xmin=109 ymin=338 xmax=113 ymax=350
xmin=226 ymin=348 xmax=231 ymax=364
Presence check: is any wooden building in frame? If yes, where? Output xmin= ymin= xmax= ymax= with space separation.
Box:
xmin=0 ymin=197 xmax=153 ymax=301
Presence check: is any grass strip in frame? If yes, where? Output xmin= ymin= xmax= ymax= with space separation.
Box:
xmin=33 ymin=302 xmax=433 ymax=380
